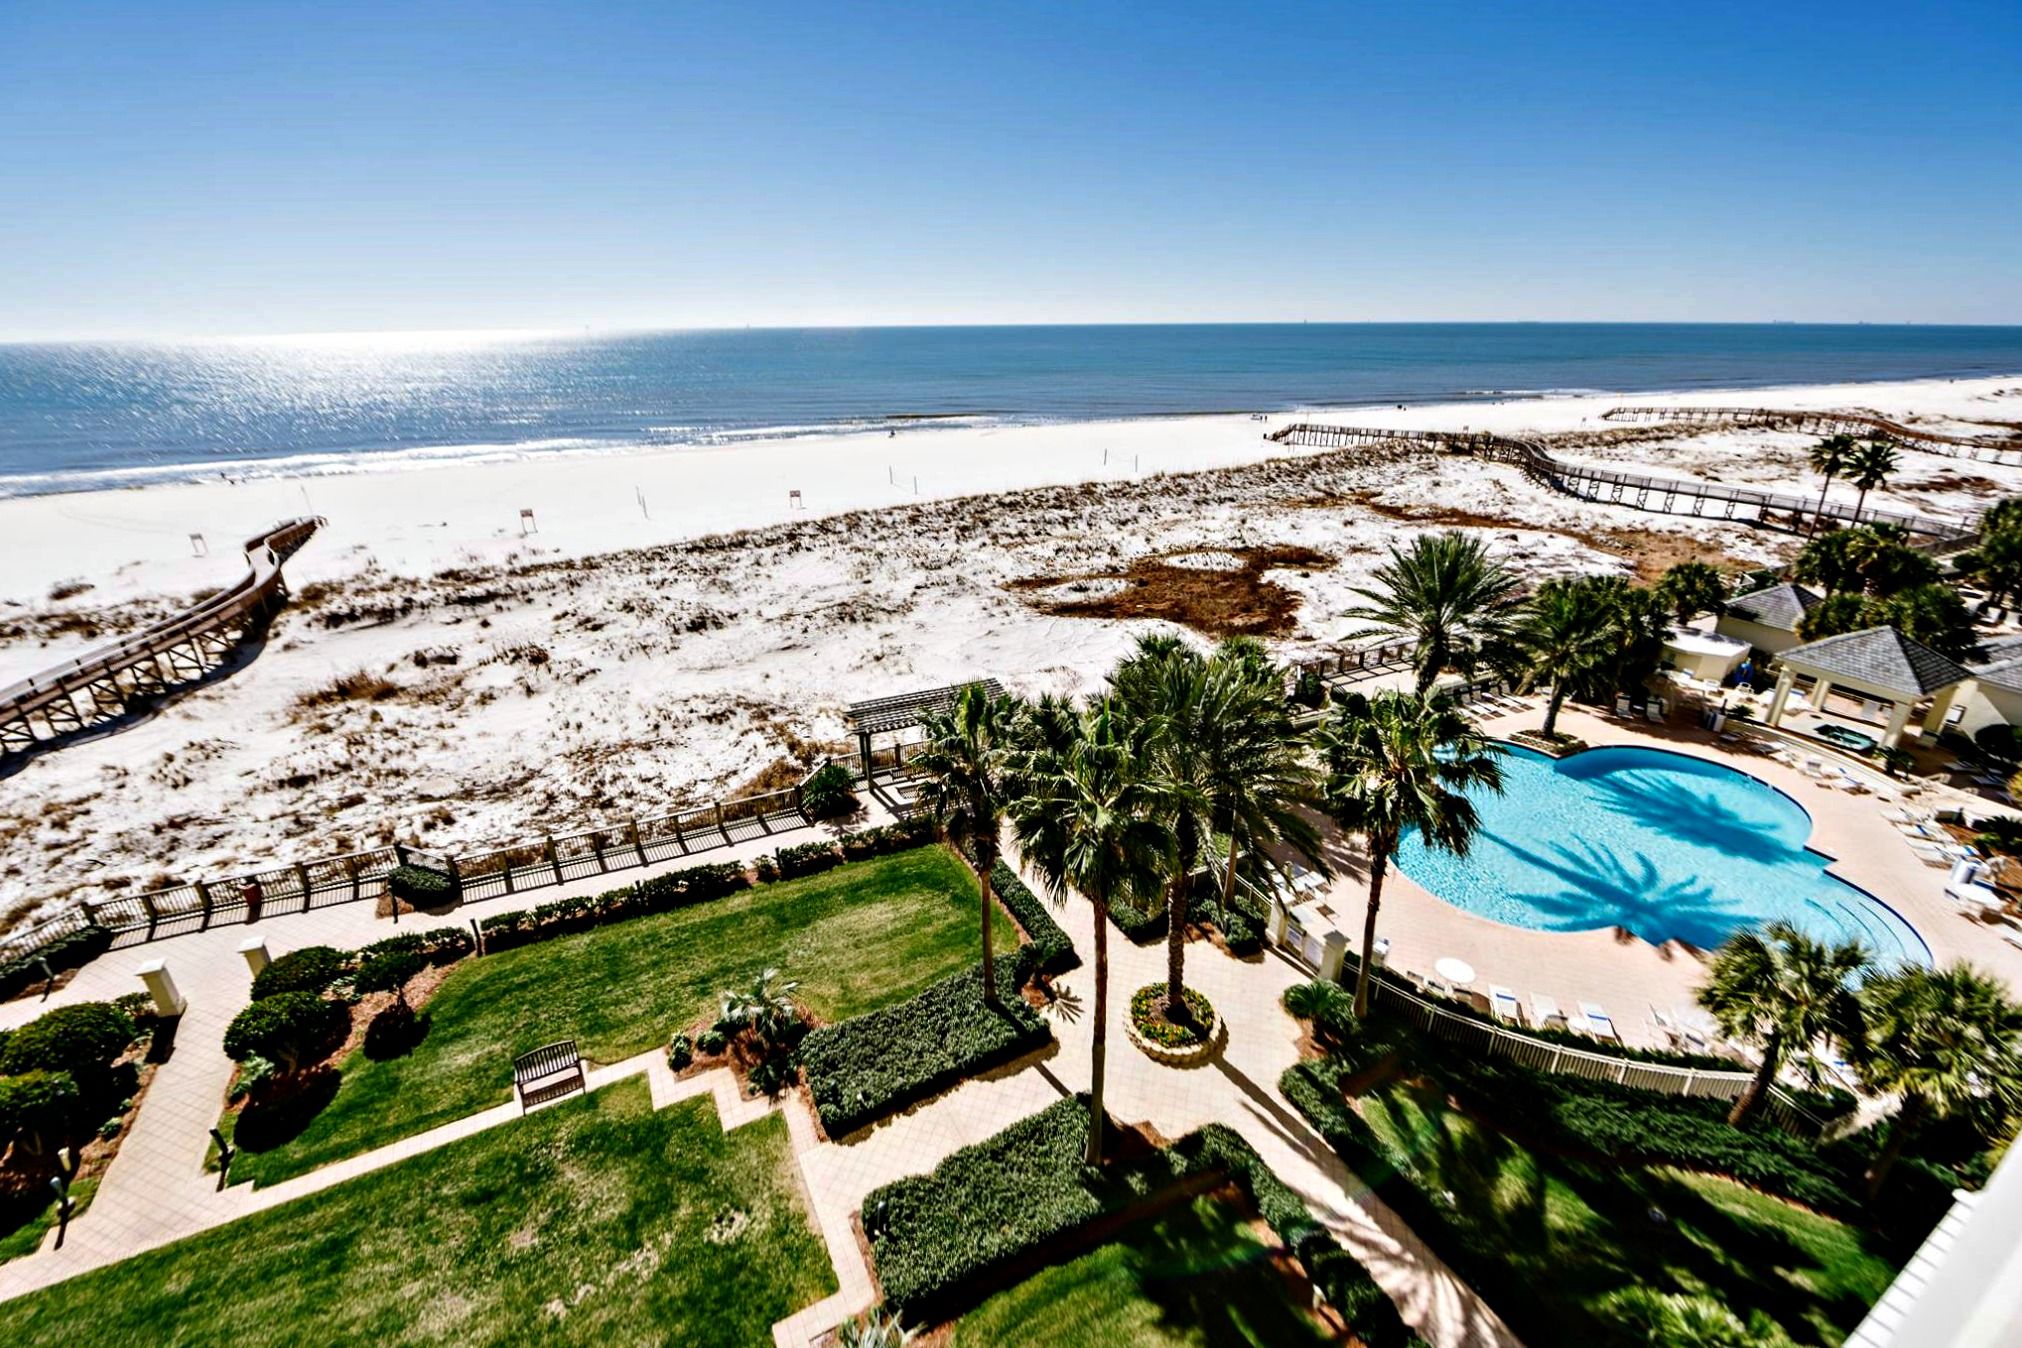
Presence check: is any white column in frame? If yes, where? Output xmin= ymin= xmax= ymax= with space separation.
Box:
xmin=1922 ymin=684 xmax=1963 ymax=737
xmin=1881 ymin=700 xmax=1915 ymax=749
xmin=1812 ymin=679 xmax=1835 ymax=720
xmin=1318 ymin=929 xmax=1348 ymax=982
xmin=135 ymin=959 xmax=186 ymax=1017
xmin=236 ymin=936 xmax=271 ymax=976
xmin=1766 ymin=668 xmax=1797 ymax=726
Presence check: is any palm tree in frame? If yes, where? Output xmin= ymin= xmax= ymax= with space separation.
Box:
xmin=1009 ymin=698 xmax=1171 ymax=1165
xmin=1112 ymin=637 xmax=1322 ymax=1022
xmin=1601 ymin=1287 xmax=1796 ymax=1348
xmin=1317 ymin=690 xmax=1503 ymax=1018
xmin=1652 ymin=561 xmax=1726 ymax=624
xmin=1514 ymin=579 xmax=1625 ymax=738
xmin=718 ymin=967 xmax=801 ymax=1046
xmin=1845 ymin=439 xmax=1902 ymax=523
xmin=1855 ymin=962 xmax=2022 ymax=1198
xmin=1696 ymin=922 xmax=1870 ymax=1127
xmin=1343 ymin=531 xmax=1519 ymax=695
xmin=1806 ymin=434 xmax=1858 ymax=533
xmin=914 ymin=682 xmax=1018 ymax=1003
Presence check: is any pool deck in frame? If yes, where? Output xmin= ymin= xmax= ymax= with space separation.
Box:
xmin=1306 ymin=702 xmax=2022 ymax=1050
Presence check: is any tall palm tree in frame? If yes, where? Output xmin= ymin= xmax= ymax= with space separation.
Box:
xmin=1317 ymin=690 xmax=1503 ymax=1018
xmin=1845 ymin=439 xmax=1902 ymax=523
xmin=1009 ymin=698 xmax=1172 ymax=1165
xmin=1855 ymin=962 xmax=2022 ymax=1198
xmin=1343 ymin=531 xmax=1519 ymax=695
xmin=913 ymin=682 xmax=1018 ymax=1003
xmin=1111 ymin=637 xmax=1322 ymax=1021
xmin=1514 ymin=579 xmax=1626 ymax=738
xmin=1696 ymin=922 xmax=1870 ymax=1127
xmin=1806 ymin=434 xmax=1858 ymax=534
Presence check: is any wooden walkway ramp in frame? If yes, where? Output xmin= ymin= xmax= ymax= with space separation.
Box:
xmin=1265 ymin=424 xmax=1978 ymax=547
xmin=0 ymin=517 xmax=324 ymax=757
xmin=1602 ymin=405 xmax=2022 ymax=466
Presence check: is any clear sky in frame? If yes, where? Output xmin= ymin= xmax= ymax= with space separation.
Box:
xmin=3 ymin=0 xmax=2018 ymax=338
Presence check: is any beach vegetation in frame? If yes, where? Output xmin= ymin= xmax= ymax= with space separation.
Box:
xmin=1317 ymin=689 xmax=1503 ymax=1017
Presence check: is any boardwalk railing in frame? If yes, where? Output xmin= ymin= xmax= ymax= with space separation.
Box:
xmin=0 ymin=756 xmax=852 ymax=968
xmin=1 ymin=517 xmax=325 ymax=756
xmin=1602 ymin=405 xmax=2022 ymax=466
xmin=1266 ymin=424 xmax=1980 ymax=548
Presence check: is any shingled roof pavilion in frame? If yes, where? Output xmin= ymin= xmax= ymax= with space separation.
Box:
xmin=1765 ymin=626 xmax=1972 ymax=748
xmin=843 ymin=679 xmax=1006 ymax=780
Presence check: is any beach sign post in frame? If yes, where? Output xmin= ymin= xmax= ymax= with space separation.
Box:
xmin=635 ymin=486 xmax=649 ymax=519
xmin=520 ymin=507 xmax=537 ymax=536
xmin=789 ymin=489 xmax=803 ymax=510
xmin=189 ymin=533 xmax=208 ymax=557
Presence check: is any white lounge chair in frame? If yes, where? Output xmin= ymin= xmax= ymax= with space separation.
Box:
xmin=1908 ymin=841 xmax=1959 ymax=868
xmin=1528 ymin=993 xmax=1566 ymax=1030
xmin=1578 ymin=1001 xmax=1618 ymax=1040
xmin=1489 ymin=985 xmax=1520 ymax=1022
xmin=1614 ymin=694 xmax=1633 ymax=716
xmin=1649 ymin=1005 xmax=1680 ymax=1044
xmin=1670 ymin=1008 xmax=1715 ymax=1053
xmin=1644 ymin=705 xmax=1665 ymax=725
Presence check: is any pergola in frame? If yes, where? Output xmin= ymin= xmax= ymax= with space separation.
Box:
xmin=1764 ymin=626 xmax=1970 ymax=748
xmin=843 ymin=679 xmax=1006 ymax=780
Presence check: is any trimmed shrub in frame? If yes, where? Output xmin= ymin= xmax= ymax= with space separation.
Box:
xmin=354 ymin=949 xmax=427 ymax=1004
xmin=989 ymin=861 xmax=1078 ymax=974
xmin=357 ymin=926 xmax=472 ymax=967
xmin=1107 ymin=895 xmax=1166 ymax=943
xmin=696 ymin=1027 xmax=728 ymax=1055
xmin=753 ymin=853 xmax=780 ymax=884
xmin=1129 ymin=983 xmax=1215 ymax=1047
xmin=802 ymin=955 xmax=1052 ymax=1136
xmin=774 ymin=841 xmax=843 ymax=879
xmin=800 ymin=762 xmax=858 ymax=820
xmin=666 ymin=1032 xmax=693 ymax=1070
xmin=387 ymin=863 xmax=456 ymax=903
xmin=250 ymin=945 xmax=350 ymax=1001
xmin=839 ymin=817 xmax=937 ymax=861
xmin=0 ymin=1069 xmax=82 ymax=1156
xmin=222 ymin=992 xmax=348 ymax=1076
xmin=477 ymin=861 xmax=752 ymax=952
xmin=0 ymin=1001 xmax=139 ymax=1083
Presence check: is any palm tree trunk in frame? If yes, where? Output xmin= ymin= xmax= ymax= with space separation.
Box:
xmin=1218 ymin=833 xmax=1241 ymax=932
xmin=977 ymin=849 xmax=998 ymax=1005
xmin=1811 ymin=473 xmax=1835 ymax=534
xmin=1353 ymin=846 xmax=1390 ymax=1019
xmin=1727 ymin=1030 xmax=1781 ymax=1126
xmin=1855 ymin=487 xmax=1871 ymax=523
xmin=1414 ymin=640 xmax=1442 ymax=696
xmin=1542 ymin=682 xmax=1567 ymax=737
xmin=1087 ymin=894 xmax=1110 ymax=1167
xmin=1165 ymin=871 xmax=1190 ymax=1020
xmin=1865 ymin=1092 xmax=1924 ymax=1200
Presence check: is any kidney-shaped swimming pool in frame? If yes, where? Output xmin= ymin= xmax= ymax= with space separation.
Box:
xmin=1393 ymin=744 xmax=1930 ymax=967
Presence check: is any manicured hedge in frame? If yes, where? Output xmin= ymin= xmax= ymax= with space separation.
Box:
xmin=774 ymin=840 xmax=844 ymax=879
xmin=1107 ymin=895 xmax=1167 ymax=943
xmin=0 ymin=1001 xmax=139 ymax=1083
xmin=0 ymin=1069 xmax=81 ymax=1156
xmin=0 ymin=923 xmax=114 ymax=1002
xmin=249 ymin=945 xmax=351 ymax=1001
xmin=222 ymin=991 xmax=349 ymax=1075
xmin=863 ymin=1094 xmax=1424 ymax=1341
xmin=477 ymin=860 xmax=748 ymax=952
xmin=989 ymin=861 xmax=1078 ymax=974
xmin=801 ymin=953 xmax=1051 ymax=1137
xmin=387 ymin=863 xmax=456 ymax=903
xmin=355 ymin=927 xmax=473 ymax=967
xmin=839 ymin=816 xmax=937 ymax=861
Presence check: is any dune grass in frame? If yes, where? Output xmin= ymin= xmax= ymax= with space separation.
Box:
xmin=0 ymin=1080 xmax=832 ymax=1346
xmin=1354 ymin=1078 xmax=1897 ymax=1346
xmin=229 ymin=845 xmax=1011 ymax=1186
xmin=950 ymin=1193 xmax=1333 ymax=1347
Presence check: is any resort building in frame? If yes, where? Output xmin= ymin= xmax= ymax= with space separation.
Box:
xmin=1951 ymin=635 xmax=2022 ymax=740
xmin=1717 ymin=580 xmax=1824 ymax=654
xmin=1762 ymin=626 xmax=1971 ymax=749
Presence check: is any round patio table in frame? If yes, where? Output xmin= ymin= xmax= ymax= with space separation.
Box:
xmin=1434 ymin=956 xmax=1476 ymax=986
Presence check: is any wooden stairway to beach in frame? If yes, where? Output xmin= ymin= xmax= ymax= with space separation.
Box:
xmin=1601 ymin=404 xmax=2022 ymax=466
xmin=1264 ymin=423 xmax=1980 ymax=547
xmin=0 ymin=516 xmax=324 ymax=757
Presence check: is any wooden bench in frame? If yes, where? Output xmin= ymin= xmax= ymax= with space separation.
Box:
xmin=513 ymin=1039 xmax=587 ymax=1111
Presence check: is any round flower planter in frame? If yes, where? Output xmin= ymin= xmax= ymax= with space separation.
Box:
xmin=1126 ymin=983 xmax=1221 ymax=1066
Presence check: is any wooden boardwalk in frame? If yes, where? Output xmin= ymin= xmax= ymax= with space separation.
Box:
xmin=0 ymin=517 xmax=323 ymax=758
xmin=1602 ymin=404 xmax=2022 ymax=466
xmin=1265 ymin=423 xmax=1979 ymax=546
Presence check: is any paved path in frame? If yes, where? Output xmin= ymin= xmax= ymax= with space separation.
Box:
xmin=0 ymin=812 xmax=1518 ymax=1346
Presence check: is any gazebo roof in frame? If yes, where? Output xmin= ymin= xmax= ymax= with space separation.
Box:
xmin=844 ymin=679 xmax=1007 ymax=736
xmin=1724 ymin=581 xmax=1823 ymax=632
xmin=1777 ymin=626 xmax=1970 ymax=698
xmin=1967 ymin=636 xmax=2022 ymax=696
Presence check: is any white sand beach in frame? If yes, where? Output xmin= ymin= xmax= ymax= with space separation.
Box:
xmin=3 ymin=373 xmax=2020 ymax=927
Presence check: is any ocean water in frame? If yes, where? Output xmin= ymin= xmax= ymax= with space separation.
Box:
xmin=1 ymin=323 xmax=2020 ymax=498
xmin=1392 ymin=744 xmax=1929 ymax=968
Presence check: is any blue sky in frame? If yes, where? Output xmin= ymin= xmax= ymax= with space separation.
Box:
xmin=2 ymin=0 xmax=2018 ymax=337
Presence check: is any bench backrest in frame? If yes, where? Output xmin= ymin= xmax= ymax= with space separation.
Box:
xmin=514 ymin=1039 xmax=582 ymax=1081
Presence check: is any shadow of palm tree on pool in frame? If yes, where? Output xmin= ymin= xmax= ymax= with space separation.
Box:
xmin=1580 ymin=769 xmax=1797 ymax=867
xmin=1487 ymin=832 xmax=1749 ymax=950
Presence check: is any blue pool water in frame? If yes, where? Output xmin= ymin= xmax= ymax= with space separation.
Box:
xmin=1393 ymin=745 xmax=1930 ymax=968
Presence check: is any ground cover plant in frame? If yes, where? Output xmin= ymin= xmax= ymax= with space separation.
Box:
xmin=0 ymin=1080 xmax=836 ymax=1346
xmin=1280 ymin=1010 xmax=1902 ymax=1346
xmin=227 ymin=845 xmax=1012 ymax=1185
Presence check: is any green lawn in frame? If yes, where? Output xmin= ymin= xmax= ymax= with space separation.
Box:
xmin=231 ymin=845 xmax=1011 ymax=1185
xmin=1355 ymin=1078 xmax=1896 ymax=1346
xmin=0 ymin=1080 xmax=833 ymax=1346
xmin=0 ymin=1178 xmax=96 ymax=1266
xmin=951 ymin=1194 xmax=1334 ymax=1347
